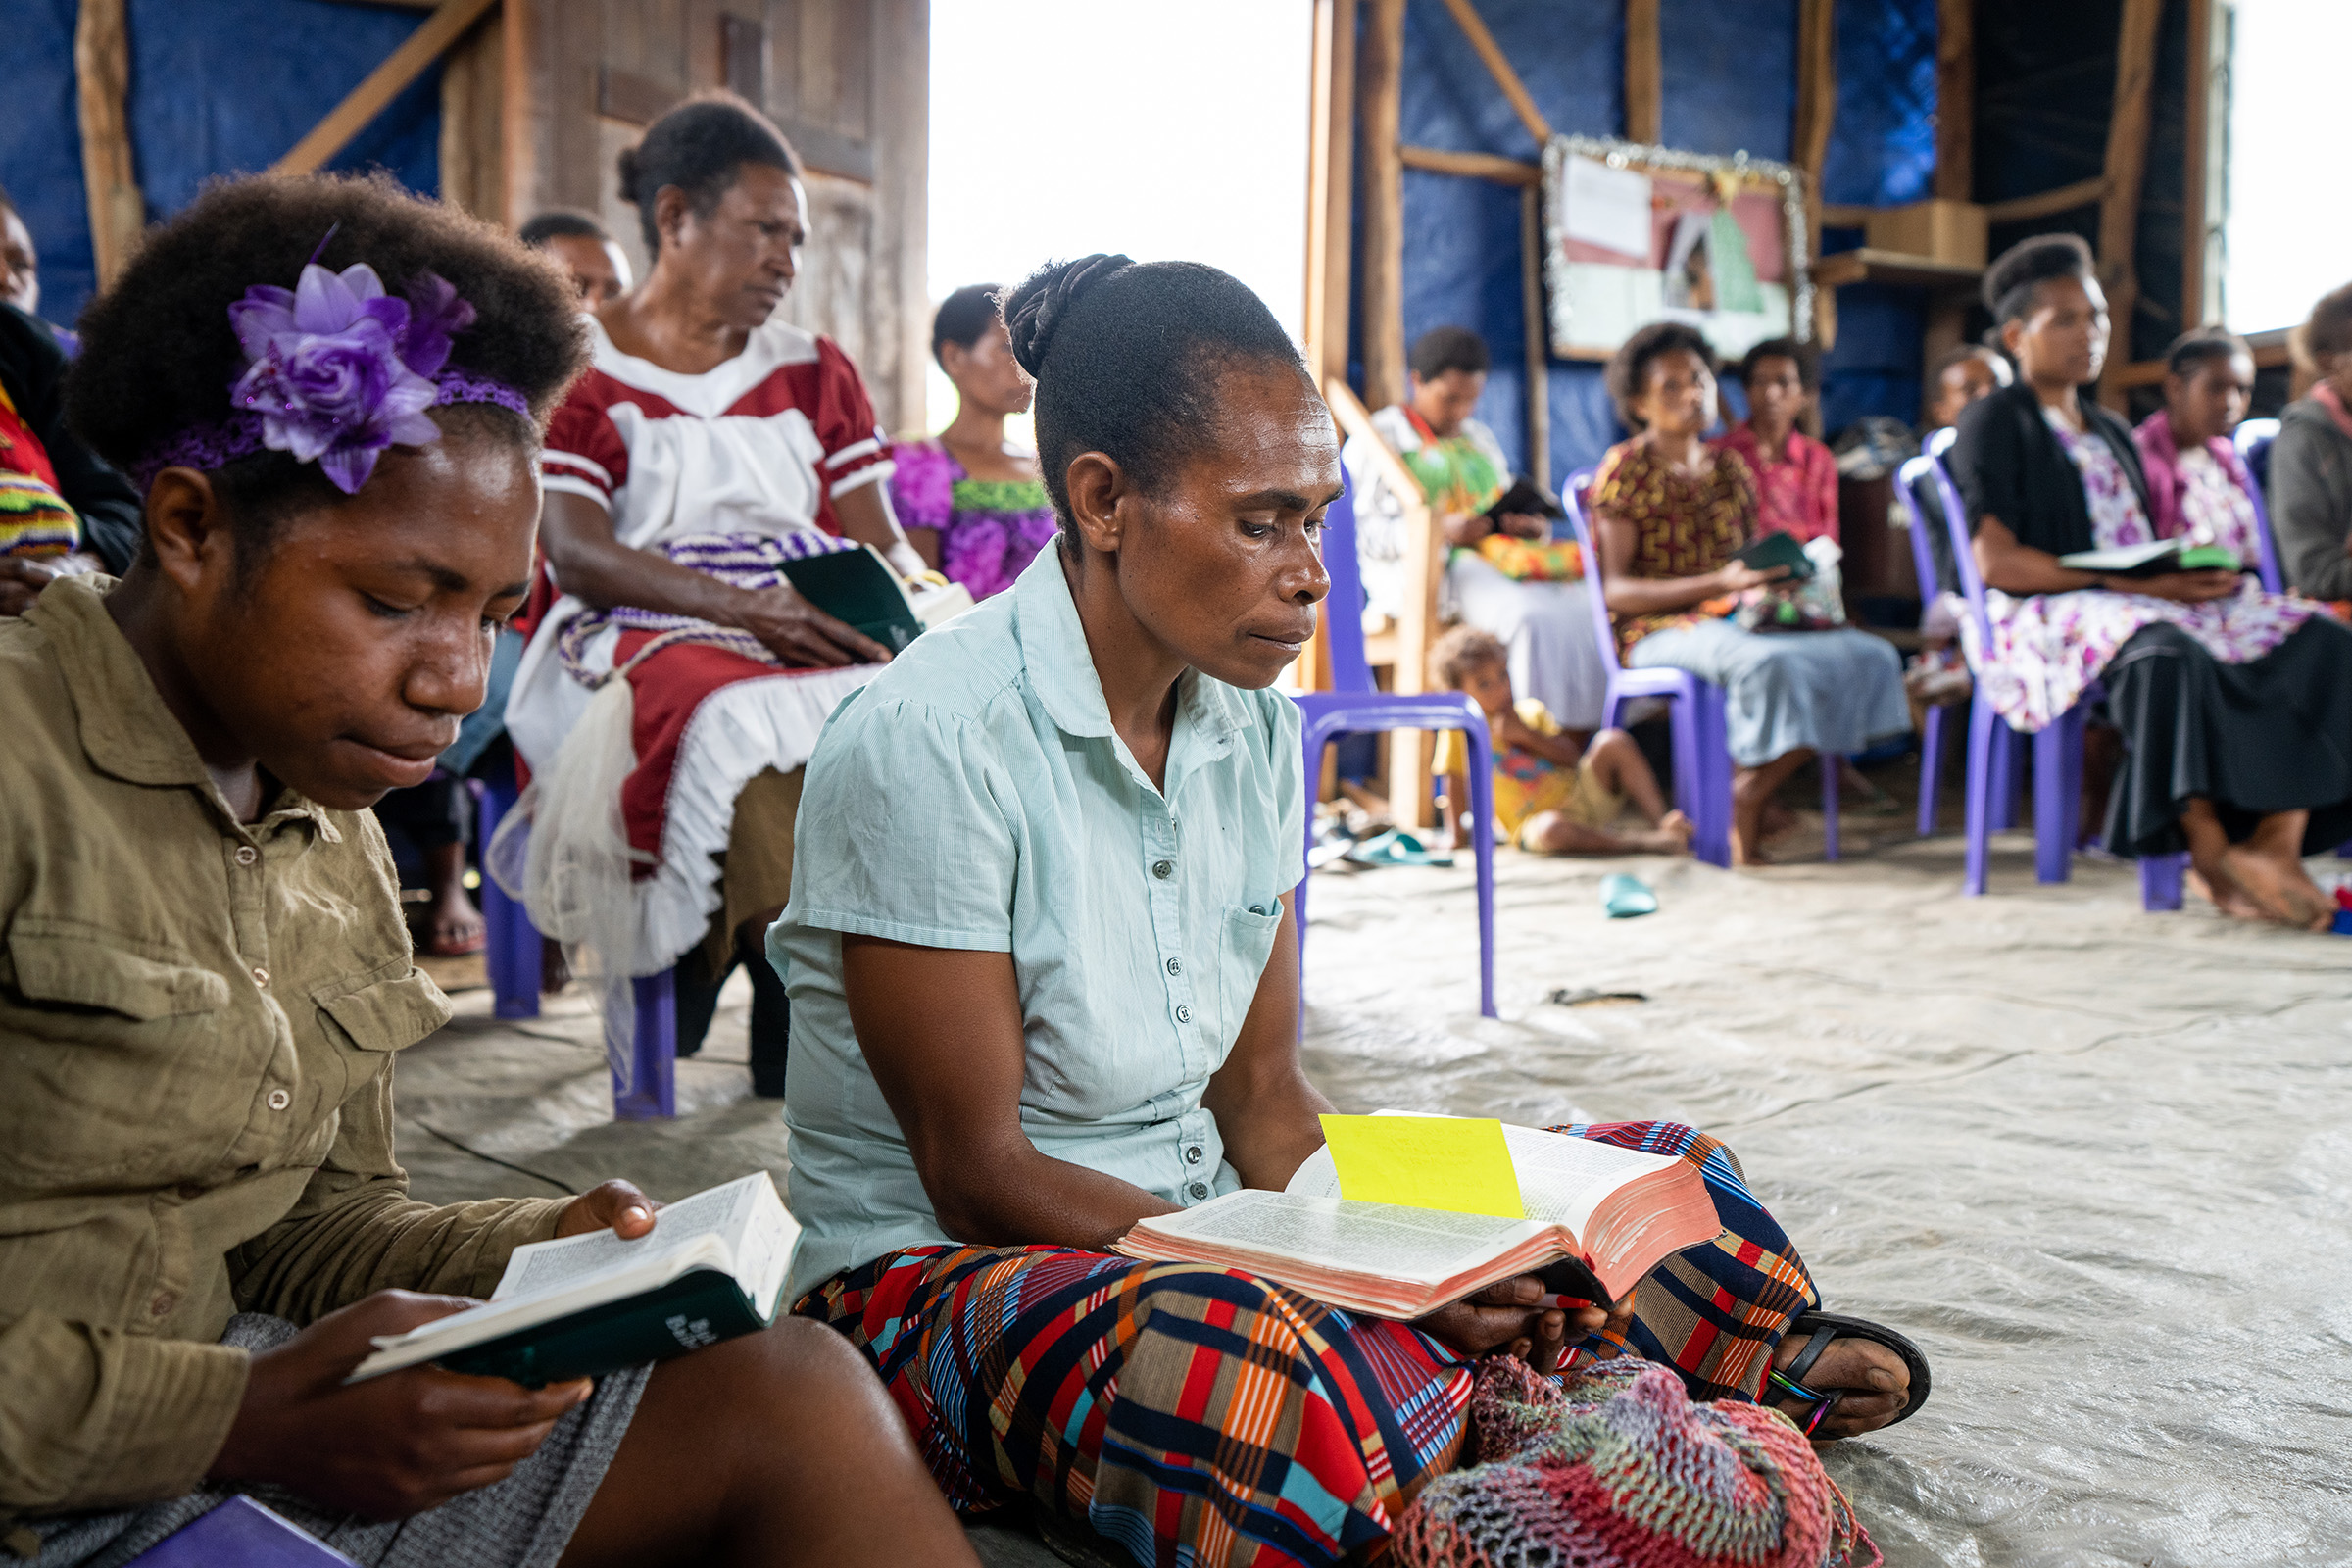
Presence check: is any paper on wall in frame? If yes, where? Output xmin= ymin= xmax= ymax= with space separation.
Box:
xmin=1560 ymin=154 xmax=1653 ymax=260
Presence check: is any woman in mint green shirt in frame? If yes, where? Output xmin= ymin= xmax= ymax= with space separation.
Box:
xmin=778 ymin=256 xmax=1923 ymax=1567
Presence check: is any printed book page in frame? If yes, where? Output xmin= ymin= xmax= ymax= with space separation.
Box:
xmin=1141 ymin=1189 xmax=1540 ymax=1285
xmin=492 ymin=1173 xmax=767 ymax=1302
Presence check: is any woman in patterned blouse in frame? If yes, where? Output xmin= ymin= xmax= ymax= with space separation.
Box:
xmin=1589 ymin=321 xmax=1908 ymax=865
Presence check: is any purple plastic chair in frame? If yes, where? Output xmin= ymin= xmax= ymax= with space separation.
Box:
xmin=2231 ymin=417 xmax=2286 ymax=594
xmin=1561 ymin=469 xmax=1840 ymax=867
xmin=1897 ymin=428 xmax=2022 ymax=837
xmin=479 ymin=761 xmax=678 ymax=1119
xmin=1295 ymin=477 xmax=1497 ymax=1018
xmin=1916 ymin=448 xmax=2187 ymax=907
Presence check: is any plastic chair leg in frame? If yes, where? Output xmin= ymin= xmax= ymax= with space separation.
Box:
xmin=1963 ymin=692 xmax=1999 ymax=896
xmin=474 ymin=772 xmax=542 ymax=1020
xmin=2033 ymin=719 xmax=2077 ymax=884
xmin=1820 ymin=753 xmax=1839 ymax=862
xmin=1461 ymin=723 xmax=1499 ymax=1021
xmin=612 ymin=968 xmax=678 ymax=1120
xmin=1917 ymin=705 xmax=1945 ymax=838
xmin=2138 ymin=854 xmax=2186 ymax=912
xmin=1987 ymin=722 xmax=2019 ymax=832
xmin=1697 ymin=684 xmax=1735 ymax=867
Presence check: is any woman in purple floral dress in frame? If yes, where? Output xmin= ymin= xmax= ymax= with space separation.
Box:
xmin=890 ymin=284 xmax=1057 ymax=599
xmin=1948 ymin=235 xmax=2352 ymax=928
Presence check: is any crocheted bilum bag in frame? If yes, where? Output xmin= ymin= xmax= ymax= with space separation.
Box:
xmin=1393 ymin=1356 xmax=1879 ymax=1568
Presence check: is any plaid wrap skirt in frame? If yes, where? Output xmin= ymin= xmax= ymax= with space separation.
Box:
xmin=798 ymin=1121 xmax=1818 ymax=1568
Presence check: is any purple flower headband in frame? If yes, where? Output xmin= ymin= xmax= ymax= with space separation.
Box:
xmin=131 ymin=245 xmax=531 ymax=496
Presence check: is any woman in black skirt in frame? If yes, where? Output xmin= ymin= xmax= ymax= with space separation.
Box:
xmin=1947 ymin=233 xmax=2352 ymax=927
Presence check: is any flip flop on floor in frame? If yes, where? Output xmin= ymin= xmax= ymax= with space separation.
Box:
xmin=1342 ymin=828 xmax=1455 ymax=869
xmin=1766 ymin=1309 xmax=1932 ymax=1439
xmin=1599 ymin=873 xmax=1656 ymax=919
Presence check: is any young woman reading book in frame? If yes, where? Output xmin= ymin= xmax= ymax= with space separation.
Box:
xmin=775 ymin=254 xmax=1928 ymax=1568
xmin=0 ymin=172 xmax=974 ymax=1568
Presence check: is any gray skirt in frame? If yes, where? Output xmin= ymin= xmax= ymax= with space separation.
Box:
xmin=1627 ymin=619 xmax=1909 ymax=767
xmin=26 ymin=1315 xmax=651 ymax=1568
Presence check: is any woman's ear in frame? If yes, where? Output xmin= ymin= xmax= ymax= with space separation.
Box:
xmin=144 ymin=468 xmax=236 ymax=596
xmin=654 ymin=185 xmax=693 ymax=253
xmin=1999 ymin=318 xmax=2027 ymax=364
xmin=1063 ymin=452 xmax=1128 ymax=557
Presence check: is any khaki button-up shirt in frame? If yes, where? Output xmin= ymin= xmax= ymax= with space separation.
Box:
xmin=0 ymin=578 xmax=565 ymax=1522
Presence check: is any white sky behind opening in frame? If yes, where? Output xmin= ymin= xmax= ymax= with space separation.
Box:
xmin=2223 ymin=0 xmax=2350 ymax=335
xmin=922 ymin=1 xmax=1314 ymax=435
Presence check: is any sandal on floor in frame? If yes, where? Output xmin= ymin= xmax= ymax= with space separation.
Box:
xmin=1342 ymin=828 xmax=1455 ymax=868
xmin=1767 ymin=1309 xmax=1932 ymax=1438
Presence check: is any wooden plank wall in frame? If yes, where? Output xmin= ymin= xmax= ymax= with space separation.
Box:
xmin=495 ymin=0 xmax=929 ymax=434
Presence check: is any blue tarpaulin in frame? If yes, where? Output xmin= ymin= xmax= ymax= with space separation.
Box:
xmin=1379 ymin=0 xmax=1946 ymax=486
xmin=0 ymin=0 xmax=440 ymax=330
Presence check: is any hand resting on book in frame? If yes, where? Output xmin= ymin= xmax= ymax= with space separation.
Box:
xmin=1414 ymin=1276 xmax=1634 ymax=1373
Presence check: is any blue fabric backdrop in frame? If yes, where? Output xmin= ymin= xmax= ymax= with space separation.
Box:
xmin=1381 ymin=0 xmax=1944 ymax=487
xmin=0 ymin=0 xmax=440 ymax=330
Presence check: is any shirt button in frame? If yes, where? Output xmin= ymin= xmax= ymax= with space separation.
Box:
xmin=234 ymin=845 xmax=258 ymax=866
xmin=251 ymin=966 xmax=270 ymax=988
xmin=149 ymin=1291 xmax=176 ymax=1318
xmin=1185 ymin=1146 xmax=1202 ymax=1164
xmin=266 ymin=1088 xmax=291 ymax=1111
xmin=1188 ymin=1182 xmax=1210 ymax=1200
xmin=1165 ymin=957 xmax=1182 ymax=976
xmin=1152 ymin=859 xmax=1175 ymax=879
xmin=1174 ymin=1004 xmax=1192 ymax=1024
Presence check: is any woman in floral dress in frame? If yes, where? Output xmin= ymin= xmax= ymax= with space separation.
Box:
xmin=1947 ymin=235 xmax=2352 ymax=927
xmin=889 ymin=284 xmax=1057 ymax=599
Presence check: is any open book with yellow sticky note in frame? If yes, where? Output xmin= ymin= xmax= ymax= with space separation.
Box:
xmin=1113 ymin=1113 xmax=1722 ymax=1320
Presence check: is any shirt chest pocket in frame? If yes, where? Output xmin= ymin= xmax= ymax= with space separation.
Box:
xmin=1213 ymin=903 xmax=1284 ymax=1049
xmin=313 ymin=965 xmax=452 ymax=1056
xmin=0 ymin=920 xmax=241 ymax=1180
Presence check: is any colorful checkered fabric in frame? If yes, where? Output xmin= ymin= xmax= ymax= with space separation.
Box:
xmin=799 ymin=1122 xmax=1820 ymax=1568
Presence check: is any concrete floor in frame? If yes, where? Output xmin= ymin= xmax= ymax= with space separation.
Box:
xmin=401 ymin=794 xmax=2352 ymax=1567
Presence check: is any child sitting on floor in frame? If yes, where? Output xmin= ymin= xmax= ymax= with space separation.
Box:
xmin=1431 ymin=625 xmax=1692 ymax=855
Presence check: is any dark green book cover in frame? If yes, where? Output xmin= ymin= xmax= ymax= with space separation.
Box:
xmin=434 ymin=1268 xmax=770 ymax=1388
xmin=780 ymin=547 xmax=925 ymax=653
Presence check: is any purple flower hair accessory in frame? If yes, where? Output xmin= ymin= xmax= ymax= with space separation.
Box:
xmin=224 ymin=262 xmax=458 ymax=494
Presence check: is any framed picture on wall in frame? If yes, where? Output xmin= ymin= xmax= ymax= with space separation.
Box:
xmin=1540 ymin=134 xmax=1813 ymax=363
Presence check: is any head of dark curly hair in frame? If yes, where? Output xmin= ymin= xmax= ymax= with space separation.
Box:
xmin=617 ymin=93 xmax=800 ymax=256
xmin=1606 ymin=319 xmax=1718 ymax=429
xmin=1983 ymin=232 xmax=2095 ymax=325
xmin=1002 ymin=254 xmax=1307 ymax=542
xmin=66 ymin=171 xmax=587 ymax=560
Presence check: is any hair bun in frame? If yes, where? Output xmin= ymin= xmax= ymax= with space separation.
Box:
xmin=615 ymin=145 xmax=644 ymax=206
xmin=1004 ymin=253 xmax=1133 ymax=378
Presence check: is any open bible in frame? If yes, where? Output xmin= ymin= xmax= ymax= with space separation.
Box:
xmin=2058 ymin=537 xmax=2243 ymax=577
xmin=347 ymin=1172 xmax=797 ymax=1387
xmin=1113 ymin=1119 xmax=1721 ymax=1319
xmin=782 ymin=542 xmax=973 ymax=653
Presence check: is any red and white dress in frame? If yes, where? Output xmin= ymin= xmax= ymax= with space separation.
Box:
xmin=507 ymin=317 xmax=894 ymax=973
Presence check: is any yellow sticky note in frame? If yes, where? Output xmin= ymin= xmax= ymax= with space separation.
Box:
xmin=1319 ymin=1114 xmax=1525 ymax=1219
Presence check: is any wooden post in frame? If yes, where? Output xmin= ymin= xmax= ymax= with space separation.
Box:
xmin=438 ymin=5 xmax=505 ymax=222
xmin=1357 ymin=0 xmax=1406 ymax=412
xmin=1304 ymin=0 xmax=1359 ymax=391
xmin=1933 ymin=0 xmax=1973 ymax=201
xmin=500 ymin=0 xmax=537 ymax=230
xmin=1521 ymin=182 xmax=1549 ymax=489
xmin=2180 ymin=0 xmax=2224 ymax=330
xmin=272 ymin=0 xmax=503 ymax=176
xmin=1437 ymin=0 xmax=1552 ymax=147
xmin=2095 ymin=0 xmax=2165 ymax=409
xmin=1624 ymin=0 xmax=1661 ymax=145
xmin=74 ymin=0 xmax=143 ymax=291
xmin=1793 ymin=0 xmax=1837 ymax=344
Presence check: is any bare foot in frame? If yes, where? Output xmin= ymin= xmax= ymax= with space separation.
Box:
xmin=1770 ymin=1332 xmax=1910 ymax=1441
xmin=1758 ymin=799 xmax=1799 ymax=841
xmin=2220 ymin=843 xmax=2333 ymax=929
xmin=2186 ymin=864 xmax=2271 ymax=923
xmin=425 ymin=887 xmax=486 ymax=956
xmin=1657 ymin=809 xmax=1694 ymax=854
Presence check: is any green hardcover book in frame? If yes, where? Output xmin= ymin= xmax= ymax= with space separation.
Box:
xmin=780 ymin=544 xmax=929 ymax=653
xmin=346 ymin=1173 xmax=796 ymax=1389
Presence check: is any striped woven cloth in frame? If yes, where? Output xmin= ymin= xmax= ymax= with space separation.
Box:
xmin=555 ymin=530 xmax=858 ymax=685
xmin=799 ymin=1120 xmax=1822 ymax=1568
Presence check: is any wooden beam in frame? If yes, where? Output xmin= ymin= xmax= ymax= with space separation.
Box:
xmin=1625 ymin=0 xmax=1661 ymax=145
xmin=1819 ymin=203 xmax=1874 ymax=228
xmin=1398 ymin=145 xmax=1539 ymax=185
xmin=1981 ymin=175 xmax=2108 ymax=224
xmin=437 ymin=3 xmax=504 ymax=221
xmin=2095 ymin=0 xmax=2165 ymax=409
xmin=2181 ymin=0 xmax=2223 ymax=329
xmin=74 ymin=0 xmax=143 ymax=291
xmin=498 ymin=0 xmax=536 ymax=229
xmin=1521 ymin=182 xmax=1549 ymax=489
xmin=1436 ymin=0 xmax=1551 ymax=149
xmin=273 ymin=0 xmax=501 ymax=175
xmin=1934 ymin=0 xmax=1973 ymax=201
xmin=1304 ymin=0 xmax=1359 ymax=390
xmin=1358 ymin=0 xmax=1407 ymax=411
xmin=1793 ymin=0 xmax=1838 ymax=341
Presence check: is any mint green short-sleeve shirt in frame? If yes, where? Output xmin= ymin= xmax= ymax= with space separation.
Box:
xmin=776 ymin=548 xmax=1306 ymax=1302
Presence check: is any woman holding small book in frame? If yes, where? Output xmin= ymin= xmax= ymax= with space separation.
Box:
xmin=775 ymin=254 xmax=1926 ymax=1568
xmin=1946 ymin=234 xmax=2352 ymax=926
xmin=1588 ymin=322 xmax=1909 ymax=865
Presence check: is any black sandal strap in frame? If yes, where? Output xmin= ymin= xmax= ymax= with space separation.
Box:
xmin=1781 ymin=1309 xmax=1933 ymax=1430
